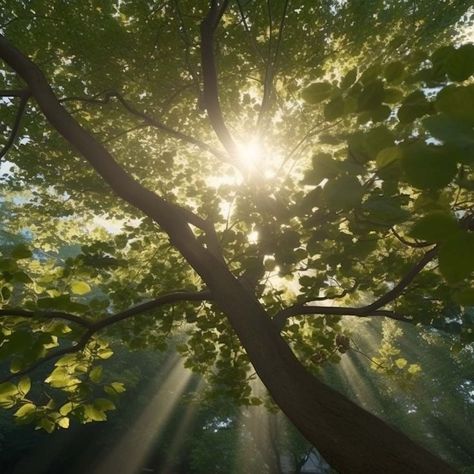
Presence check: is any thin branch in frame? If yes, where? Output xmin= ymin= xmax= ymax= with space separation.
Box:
xmin=0 ymin=329 xmax=94 ymax=383
xmin=101 ymin=124 xmax=148 ymax=144
xmin=256 ymin=0 xmax=289 ymax=131
xmin=391 ymin=228 xmax=434 ymax=249
xmin=274 ymin=306 xmax=410 ymax=330
xmin=60 ymin=90 xmax=228 ymax=162
xmin=112 ymin=91 xmax=227 ymax=161
xmin=256 ymin=0 xmax=274 ymax=130
xmin=236 ymin=0 xmax=265 ymax=63
xmin=172 ymin=0 xmax=202 ymax=96
xmin=297 ymin=282 xmax=358 ymax=305
xmin=277 ymin=119 xmax=343 ymax=178
xmin=274 ymin=247 xmax=438 ymax=329
xmin=0 ymin=90 xmax=30 ymax=160
xmin=363 ymin=246 xmax=437 ymax=313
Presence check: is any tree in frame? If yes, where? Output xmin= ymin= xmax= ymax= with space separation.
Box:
xmin=0 ymin=0 xmax=473 ymax=472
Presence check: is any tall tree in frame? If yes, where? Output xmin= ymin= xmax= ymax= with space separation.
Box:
xmin=0 ymin=1 xmax=473 ymax=472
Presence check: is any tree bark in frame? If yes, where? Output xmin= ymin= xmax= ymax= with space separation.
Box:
xmin=0 ymin=35 xmax=456 ymax=474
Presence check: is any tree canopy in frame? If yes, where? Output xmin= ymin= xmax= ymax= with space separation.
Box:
xmin=0 ymin=1 xmax=473 ymax=472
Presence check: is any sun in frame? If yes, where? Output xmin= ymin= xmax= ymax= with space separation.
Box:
xmin=237 ymin=138 xmax=264 ymax=171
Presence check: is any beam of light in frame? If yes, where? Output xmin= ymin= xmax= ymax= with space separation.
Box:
xmin=159 ymin=379 xmax=205 ymax=474
xmin=232 ymin=378 xmax=283 ymax=474
xmin=92 ymin=355 xmax=193 ymax=474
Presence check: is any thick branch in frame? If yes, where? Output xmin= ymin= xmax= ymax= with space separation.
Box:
xmin=0 ymin=290 xmax=211 ymax=383
xmin=0 ymin=90 xmax=30 ymax=160
xmin=200 ymin=1 xmax=239 ymax=161
xmin=93 ymin=289 xmax=211 ymax=330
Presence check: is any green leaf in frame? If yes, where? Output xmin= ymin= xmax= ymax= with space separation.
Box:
xmin=453 ymin=288 xmax=474 ymax=305
xmin=395 ymin=358 xmax=407 ymax=369
xmin=94 ymin=398 xmax=115 ymax=411
xmin=357 ymin=80 xmax=384 ymax=111
xmin=324 ymin=96 xmax=345 ymax=121
xmin=38 ymin=417 xmax=55 ymax=433
xmin=59 ymin=402 xmax=73 ymax=416
xmin=435 ymin=84 xmax=474 ymax=125
xmin=365 ymin=127 xmax=394 ymax=160
xmin=438 ymin=233 xmax=474 ymax=282
xmin=444 ymin=44 xmax=474 ymax=82
xmin=45 ymin=367 xmax=80 ymax=388
xmin=409 ymin=212 xmax=460 ymax=242
xmin=98 ymin=346 xmax=114 ymax=359
xmin=323 ymin=176 xmax=364 ymax=210
xmin=18 ymin=377 xmax=31 ymax=396
xmin=110 ymin=382 xmax=126 ymax=393
xmin=371 ymin=105 xmax=391 ymax=122
xmin=14 ymin=403 xmax=36 ymax=418
xmin=423 ymin=114 xmax=474 ymax=164
xmin=84 ymin=404 xmax=107 ymax=422
xmin=301 ymin=82 xmax=333 ymax=103
xmin=376 ymin=147 xmax=401 ymax=169
xmin=311 ymin=153 xmax=340 ymax=180
xmin=383 ymin=88 xmax=403 ymax=104
xmin=57 ymin=417 xmax=70 ymax=428
xmin=407 ymin=364 xmax=422 ymax=375
xmin=89 ymin=366 xmax=103 ymax=383
xmin=0 ymin=382 xmax=18 ymax=398
xmin=340 ymin=68 xmax=357 ymax=89
xmin=401 ymin=143 xmax=457 ymax=189
xmin=362 ymin=197 xmax=410 ymax=226
xmin=384 ymin=61 xmax=404 ymax=82
xmin=11 ymin=244 xmax=32 ymax=260
xmin=397 ymin=90 xmax=432 ymax=124
xmin=70 ymin=280 xmax=91 ymax=295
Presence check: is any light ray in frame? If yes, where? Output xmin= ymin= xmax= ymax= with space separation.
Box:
xmin=92 ymin=355 xmax=193 ymax=474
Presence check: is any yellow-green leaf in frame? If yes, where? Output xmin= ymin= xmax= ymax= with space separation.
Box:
xmin=408 ymin=364 xmax=422 ymax=374
xmin=57 ymin=417 xmax=70 ymax=428
xmin=395 ymin=358 xmax=407 ymax=369
xmin=70 ymin=280 xmax=91 ymax=295
xmin=14 ymin=403 xmax=36 ymax=418
xmin=18 ymin=377 xmax=31 ymax=396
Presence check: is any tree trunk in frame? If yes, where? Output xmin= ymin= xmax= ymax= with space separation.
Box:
xmin=185 ymin=252 xmax=456 ymax=474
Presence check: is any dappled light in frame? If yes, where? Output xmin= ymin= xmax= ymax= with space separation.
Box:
xmin=0 ymin=0 xmax=473 ymax=472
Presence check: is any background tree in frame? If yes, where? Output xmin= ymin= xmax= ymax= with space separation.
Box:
xmin=0 ymin=0 xmax=473 ymax=472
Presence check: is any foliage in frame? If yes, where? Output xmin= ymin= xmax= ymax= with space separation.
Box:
xmin=0 ymin=2 xmax=472 ymax=462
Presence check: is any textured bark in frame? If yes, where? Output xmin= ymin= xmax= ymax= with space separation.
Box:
xmin=0 ymin=35 xmax=457 ymax=473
